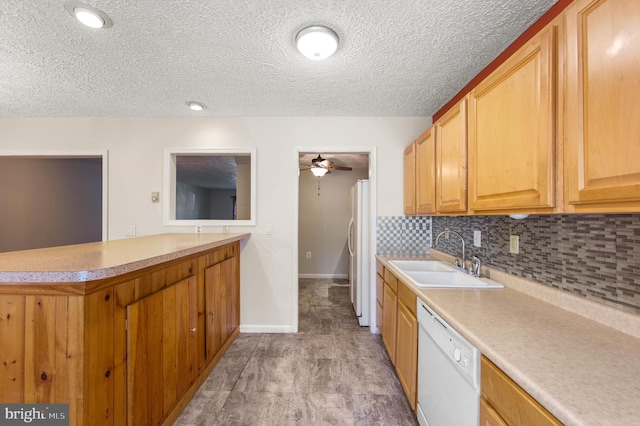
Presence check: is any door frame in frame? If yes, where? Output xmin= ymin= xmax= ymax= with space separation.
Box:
xmin=0 ymin=150 xmax=109 ymax=241
xmin=292 ymin=146 xmax=378 ymax=333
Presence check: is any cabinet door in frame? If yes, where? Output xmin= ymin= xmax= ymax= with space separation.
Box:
xmin=204 ymin=257 xmax=238 ymax=363
xmin=436 ymin=98 xmax=468 ymax=213
xmin=381 ymin=282 xmax=397 ymax=365
xmin=416 ymin=127 xmax=437 ymax=214
xmin=565 ymin=0 xmax=640 ymax=211
xmin=126 ymin=277 xmax=197 ymax=426
xmin=469 ymin=25 xmax=556 ymax=211
xmin=404 ymin=142 xmax=416 ymax=215
xmin=480 ymin=398 xmax=508 ymax=426
xmin=395 ymin=301 xmax=418 ymax=410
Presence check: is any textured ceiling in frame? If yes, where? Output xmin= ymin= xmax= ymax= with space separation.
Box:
xmin=0 ymin=0 xmax=557 ymax=117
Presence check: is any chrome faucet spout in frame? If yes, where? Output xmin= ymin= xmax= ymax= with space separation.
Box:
xmin=434 ymin=230 xmax=466 ymax=270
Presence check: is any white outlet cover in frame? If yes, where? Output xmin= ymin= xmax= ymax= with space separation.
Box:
xmin=509 ymin=235 xmax=519 ymax=254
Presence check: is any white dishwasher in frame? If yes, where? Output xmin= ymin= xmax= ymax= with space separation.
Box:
xmin=416 ymin=299 xmax=480 ymax=426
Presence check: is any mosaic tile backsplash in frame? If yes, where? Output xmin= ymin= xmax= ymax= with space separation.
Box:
xmin=431 ymin=214 xmax=640 ymax=315
xmin=377 ymin=216 xmax=431 ymax=254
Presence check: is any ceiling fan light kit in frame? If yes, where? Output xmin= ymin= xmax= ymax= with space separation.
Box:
xmin=310 ymin=166 xmax=328 ymax=177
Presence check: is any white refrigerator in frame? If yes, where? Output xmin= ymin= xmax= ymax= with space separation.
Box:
xmin=347 ymin=179 xmax=370 ymax=326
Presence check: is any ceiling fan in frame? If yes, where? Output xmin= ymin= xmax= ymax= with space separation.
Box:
xmin=301 ymin=155 xmax=353 ymax=177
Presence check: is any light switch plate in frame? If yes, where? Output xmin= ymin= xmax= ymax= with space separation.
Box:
xmin=473 ymin=230 xmax=481 ymax=247
xmin=509 ymin=235 xmax=519 ymax=254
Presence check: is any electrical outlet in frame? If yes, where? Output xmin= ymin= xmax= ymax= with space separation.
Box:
xmin=124 ymin=225 xmax=136 ymax=237
xmin=306 ymin=252 xmax=311 ymax=259
xmin=444 ymin=227 xmax=450 ymax=239
xmin=195 ymin=225 xmax=202 ymax=233
xmin=266 ymin=224 xmax=273 ymax=235
xmin=474 ymin=230 xmax=481 ymax=247
xmin=509 ymin=235 xmax=519 ymax=254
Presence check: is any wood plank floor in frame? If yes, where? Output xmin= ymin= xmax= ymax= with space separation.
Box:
xmin=174 ymin=278 xmax=418 ymax=425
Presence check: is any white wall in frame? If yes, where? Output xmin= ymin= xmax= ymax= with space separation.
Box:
xmin=298 ymin=166 xmax=369 ymax=277
xmin=0 ymin=116 xmax=430 ymax=331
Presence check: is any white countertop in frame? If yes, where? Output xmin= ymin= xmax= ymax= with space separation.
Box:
xmin=377 ymin=252 xmax=640 ymax=426
xmin=0 ymin=233 xmax=250 ymax=283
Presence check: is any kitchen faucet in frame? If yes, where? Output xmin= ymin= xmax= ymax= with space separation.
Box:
xmin=434 ymin=229 xmax=466 ymax=271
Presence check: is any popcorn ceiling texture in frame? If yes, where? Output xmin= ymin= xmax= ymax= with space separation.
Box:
xmin=431 ymin=215 xmax=640 ymax=315
xmin=0 ymin=0 xmax=556 ymax=117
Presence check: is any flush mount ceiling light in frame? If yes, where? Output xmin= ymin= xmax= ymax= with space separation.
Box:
xmin=64 ymin=1 xmax=113 ymax=29
xmin=295 ymin=26 xmax=339 ymax=60
xmin=186 ymin=101 xmax=206 ymax=111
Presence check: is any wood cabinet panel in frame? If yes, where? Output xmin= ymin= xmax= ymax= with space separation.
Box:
xmin=416 ymin=127 xmax=437 ymax=214
xmin=436 ymin=98 xmax=468 ymax=213
xmin=381 ymin=282 xmax=397 ymax=365
xmin=404 ymin=142 xmax=416 ymax=215
xmin=0 ymin=296 xmax=25 ymax=403
xmin=469 ymin=25 xmax=556 ymax=211
xmin=395 ymin=299 xmax=417 ymax=410
xmin=481 ymin=356 xmax=561 ymax=426
xmin=564 ymin=0 xmax=640 ymax=211
xmin=127 ymin=278 xmax=197 ymax=426
xmin=480 ymin=397 xmax=508 ymax=426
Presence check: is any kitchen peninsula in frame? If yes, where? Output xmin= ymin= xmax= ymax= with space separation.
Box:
xmin=0 ymin=233 xmax=249 ymax=426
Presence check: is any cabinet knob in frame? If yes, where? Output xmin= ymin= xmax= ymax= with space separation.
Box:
xmin=190 ymin=328 xmax=196 ymax=333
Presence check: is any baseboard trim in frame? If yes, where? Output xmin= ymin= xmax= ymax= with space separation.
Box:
xmin=298 ymin=274 xmax=348 ymax=279
xmin=240 ymin=325 xmax=294 ymax=333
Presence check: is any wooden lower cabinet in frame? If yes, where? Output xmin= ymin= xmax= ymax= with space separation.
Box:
xmin=378 ymin=264 xmax=418 ymax=411
xmin=395 ymin=296 xmax=417 ymax=410
xmin=0 ymin=241 xmax=241 ymax=426
xmin=481 ymin=356 xmax=561 ymax=426
xmin=381 ymin=282 xmax=397 ymax=364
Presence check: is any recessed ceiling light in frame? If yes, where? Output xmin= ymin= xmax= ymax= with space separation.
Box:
xmin=296 ymin=26 xmax=339 ymax=60
xmin=187 ymin=101 xmax=206 ymax=111
xmin=64 ymin=1 xmax=113 ymax=29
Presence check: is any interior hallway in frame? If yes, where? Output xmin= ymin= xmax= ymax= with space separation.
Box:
xmin=175 ymin=278 xmax=417 ymax=425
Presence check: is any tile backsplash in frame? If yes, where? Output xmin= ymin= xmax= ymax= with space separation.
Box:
xmin=377 ymin=216 xmax=431 ymax=254
xmin=431 ymin=214 xmax=640 ymax=315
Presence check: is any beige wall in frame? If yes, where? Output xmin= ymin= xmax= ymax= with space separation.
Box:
xmin=0 ymin=116 xmax=430 ymax=331
xmin=298 ymin=166 xmax=369 ymax=277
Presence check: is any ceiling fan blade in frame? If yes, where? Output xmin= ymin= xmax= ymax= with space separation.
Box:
xmin=328 ymin=166 xmax=352 ymax=171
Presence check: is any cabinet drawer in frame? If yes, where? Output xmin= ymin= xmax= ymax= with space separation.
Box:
xmin=397 ymin=280 xmax=416 ymax=316
xmin=383 ymin=269 xmax=398 ymax=293
xmin=481 ymin=356 xmax=561 ymax=426
xmin=376 ymin=260 xmax=384 ymax=277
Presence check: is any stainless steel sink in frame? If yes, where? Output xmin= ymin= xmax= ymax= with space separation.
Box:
xmin=389 ymin=260 xmax=454 ymax=273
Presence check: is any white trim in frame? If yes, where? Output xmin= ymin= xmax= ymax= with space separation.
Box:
xmin=163 ymin=147 xmax=257 ymax=226
xmin=0 ymin=150 xmax=109 ymax=242
xmin=240 ymin=325 xmax=294 ymax=333
xmin=293 ymin=146 xmax=377 ymax=335
xmin=298 ymin=274 xmax=348 ymax=279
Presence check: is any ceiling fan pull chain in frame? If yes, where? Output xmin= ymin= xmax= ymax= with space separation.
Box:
xmin=318 ymin=177 xmax=321 ymax=196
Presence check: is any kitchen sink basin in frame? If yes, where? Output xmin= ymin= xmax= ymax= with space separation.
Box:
xmin=389 ymin=260 xmax=454 ymax=273
xmin=403 ymin=270 xmax=504 ymax=289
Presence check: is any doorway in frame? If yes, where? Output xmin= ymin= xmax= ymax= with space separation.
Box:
xmin=293 ymin=148 xmax=377 ymax=333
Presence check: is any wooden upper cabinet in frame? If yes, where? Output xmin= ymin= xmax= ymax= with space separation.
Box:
xmin=416 ymin=127 xmax=437 ymax=214
xmin=564 ymin=0 xmax=640 ymax=211
xmin=403 ymin=142 xmax=416 ymax=215
xmin=468 ymin=24 xmax=556 ymax=212
xmin=436 ymin=98 xmax=468 ymax=213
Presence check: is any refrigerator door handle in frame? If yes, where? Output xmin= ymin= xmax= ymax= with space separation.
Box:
xmin=347 ymin=218 xmax=355 ymax=256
